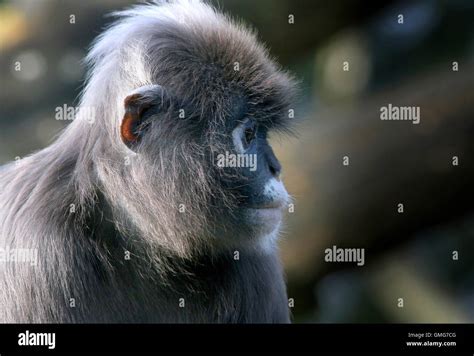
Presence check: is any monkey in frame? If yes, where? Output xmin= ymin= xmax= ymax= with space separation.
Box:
xmin=0 ymin=0 xmax=298 ymax=323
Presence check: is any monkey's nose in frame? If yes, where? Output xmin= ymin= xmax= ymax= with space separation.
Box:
xmin=268 ymin=157 xmax=282 ymax=180
xmin=265 ymin=145 xmax=282 ymax=180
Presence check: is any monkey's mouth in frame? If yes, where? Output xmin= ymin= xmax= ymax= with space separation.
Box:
xmin=245 ymin=200 xmax=285 ymax=226
xmin=248 ymin=199 xmax=285 ymax=210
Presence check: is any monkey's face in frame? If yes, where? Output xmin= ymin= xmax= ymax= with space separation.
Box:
xmin=117 ymin=17 xmax=297 ymax=250
xmin=119 ymin=82 xmax=295 ymax=249
xmin=217 ymin=116 xmax=290 ymax=242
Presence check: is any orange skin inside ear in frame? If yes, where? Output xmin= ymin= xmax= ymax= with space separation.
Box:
xmin=120 ymin=93 xmax=144 ymax=145
xmin=120 ymin=111 xmax=140 ymax=144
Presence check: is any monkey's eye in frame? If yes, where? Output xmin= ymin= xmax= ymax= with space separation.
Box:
xmin=242 ymin=120 xmax=257 ymax=149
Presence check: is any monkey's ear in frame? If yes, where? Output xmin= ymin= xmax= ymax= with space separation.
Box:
xmin=120 ymin=84 xmax=168 ymax=149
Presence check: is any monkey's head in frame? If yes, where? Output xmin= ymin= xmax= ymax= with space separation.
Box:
xmin=84 ymin=0 xmax=298 ymax=255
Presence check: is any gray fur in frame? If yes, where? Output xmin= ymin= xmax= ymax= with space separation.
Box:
xmin=0 ymin=0 xmax=296 ymax=323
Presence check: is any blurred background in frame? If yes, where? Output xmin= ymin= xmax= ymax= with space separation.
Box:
xmin=0 ymin=0 xmax=473 ymax=322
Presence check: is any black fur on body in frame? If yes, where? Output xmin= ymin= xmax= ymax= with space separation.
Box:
xmin=0 ymin=0 xmax=297 ymax=323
